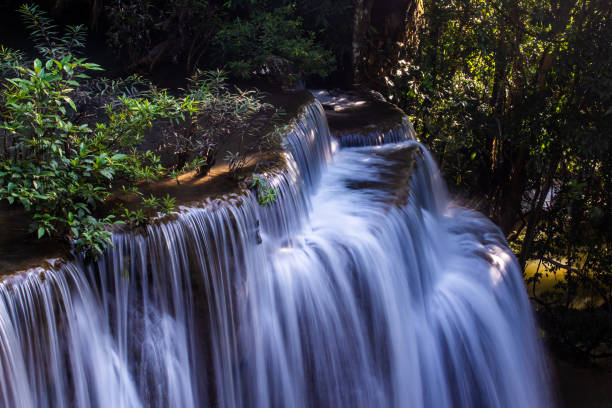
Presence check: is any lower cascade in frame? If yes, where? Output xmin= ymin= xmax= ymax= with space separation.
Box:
xmin=0 ymin=99 xmax=550 ymax=407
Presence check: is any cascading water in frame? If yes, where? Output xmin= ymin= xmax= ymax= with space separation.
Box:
xmin=0 ymin=99 xmax=550 ymax=407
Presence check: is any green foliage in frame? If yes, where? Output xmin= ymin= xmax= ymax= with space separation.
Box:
xmin=104 ymin=0 xmax=336 ymax=82
xmin=164 ymin=69 xmax=278 ymax=176
xmin=119 ymin=207 xmax=149 ymax=227
xmin=106 ymin=0 xmax=219 ymax=71
xmin=213 ymin=4 xmax=335 ymax=80
xmin=0 ymin=46 xmax=26 ymax=79
xmin=250 ymin=173 xmax=277 ymax=206
xmin=160 ymin=194 xmax=177 ymax=214
xmin=390 ymin=0 xmax=611 ymax=358
xmin=0 ymin=5 xmax=200 ymax=259
xmin=18 ymin=4 xmax=87 ymax=59
xmin=292 ymin=0 xmax=353 ymax=81
xmin=142 ymin=193 xmax=176 ymax=215
xmin=225 ymin=0 xmax=352 ymax=81
xmin=0 ymin=3 xmax=294 ymax=259
xmin=106 ymin=0 xmax=156 ymax=63
xmin=0 ymin=55 xmax=116 ymax=256
xmin=88 ymin=74 xmax=153 ymax=98
xmin=0 ymin=53 xmax=190 ymax=258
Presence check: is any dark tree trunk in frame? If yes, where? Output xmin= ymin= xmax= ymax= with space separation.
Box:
xmin=351 ymin=0 xmax=422 ymax=88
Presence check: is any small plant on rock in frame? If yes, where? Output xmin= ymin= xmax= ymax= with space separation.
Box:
xmin=250 ymin=174 xmax=278 ymax=206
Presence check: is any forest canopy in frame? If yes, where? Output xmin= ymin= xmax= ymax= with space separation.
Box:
xmin=387 ymin=0 xmax=611 ymax=360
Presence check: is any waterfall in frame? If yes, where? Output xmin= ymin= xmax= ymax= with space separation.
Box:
xmin=0 ymin=99 xmax=550 ymax=407
xmin=332 ymin=117 xmax=416 ymax=148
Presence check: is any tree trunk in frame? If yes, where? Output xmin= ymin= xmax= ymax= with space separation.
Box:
xmin=352 ymin=0 xmax=423 ymax=88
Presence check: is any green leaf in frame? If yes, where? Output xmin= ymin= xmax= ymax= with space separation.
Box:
xmin=64 ymin=97 xmax=77 ymax=111
xmin=37 ymin=227 xmax=45 ymax=239
xmin=100 ymin=169 xmax=114 ymax=179
xmin=19 ymin=197 xmax=31 ymax=211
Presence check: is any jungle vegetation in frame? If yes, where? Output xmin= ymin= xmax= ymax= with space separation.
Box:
xmin=387 ymin=0 xmax=611 ymax=360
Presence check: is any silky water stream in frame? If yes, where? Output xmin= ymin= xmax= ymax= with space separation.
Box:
xmin=0 ymin=100 xmax=550 ymax=407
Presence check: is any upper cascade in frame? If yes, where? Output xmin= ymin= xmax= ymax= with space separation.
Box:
xmin=0 ymin=93 xmax=550 ymax=408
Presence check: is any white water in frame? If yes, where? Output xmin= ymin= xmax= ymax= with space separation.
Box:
xmin=0 ymin=100 xmax=550 ymax=407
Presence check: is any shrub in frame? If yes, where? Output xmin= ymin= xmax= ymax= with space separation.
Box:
xmin=163 ymin=69 xmax=283 ymax=177
xmin=250 ymin=174 xmax=278 ymax=206
xmin=0 ymin=54 xmax=191 ymax=258
xmin=0 ymin=5 xmax=194 ymax=258
xmin=213 ymin=4 xmax=335 ymax=81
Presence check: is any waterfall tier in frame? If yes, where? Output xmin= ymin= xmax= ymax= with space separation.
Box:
xmin=0 ymin=97 xmax=550 ymax=407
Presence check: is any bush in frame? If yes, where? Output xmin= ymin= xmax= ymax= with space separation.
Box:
xmin=0 ymin=54 xmax=191 ymax=258
xmin=163 ymin=69 xmax=279 ymax=177
xmin=213 ymin=4 xmax=335 ymax=81
xmin=104 ymin=1 xmax=335 ymax=82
